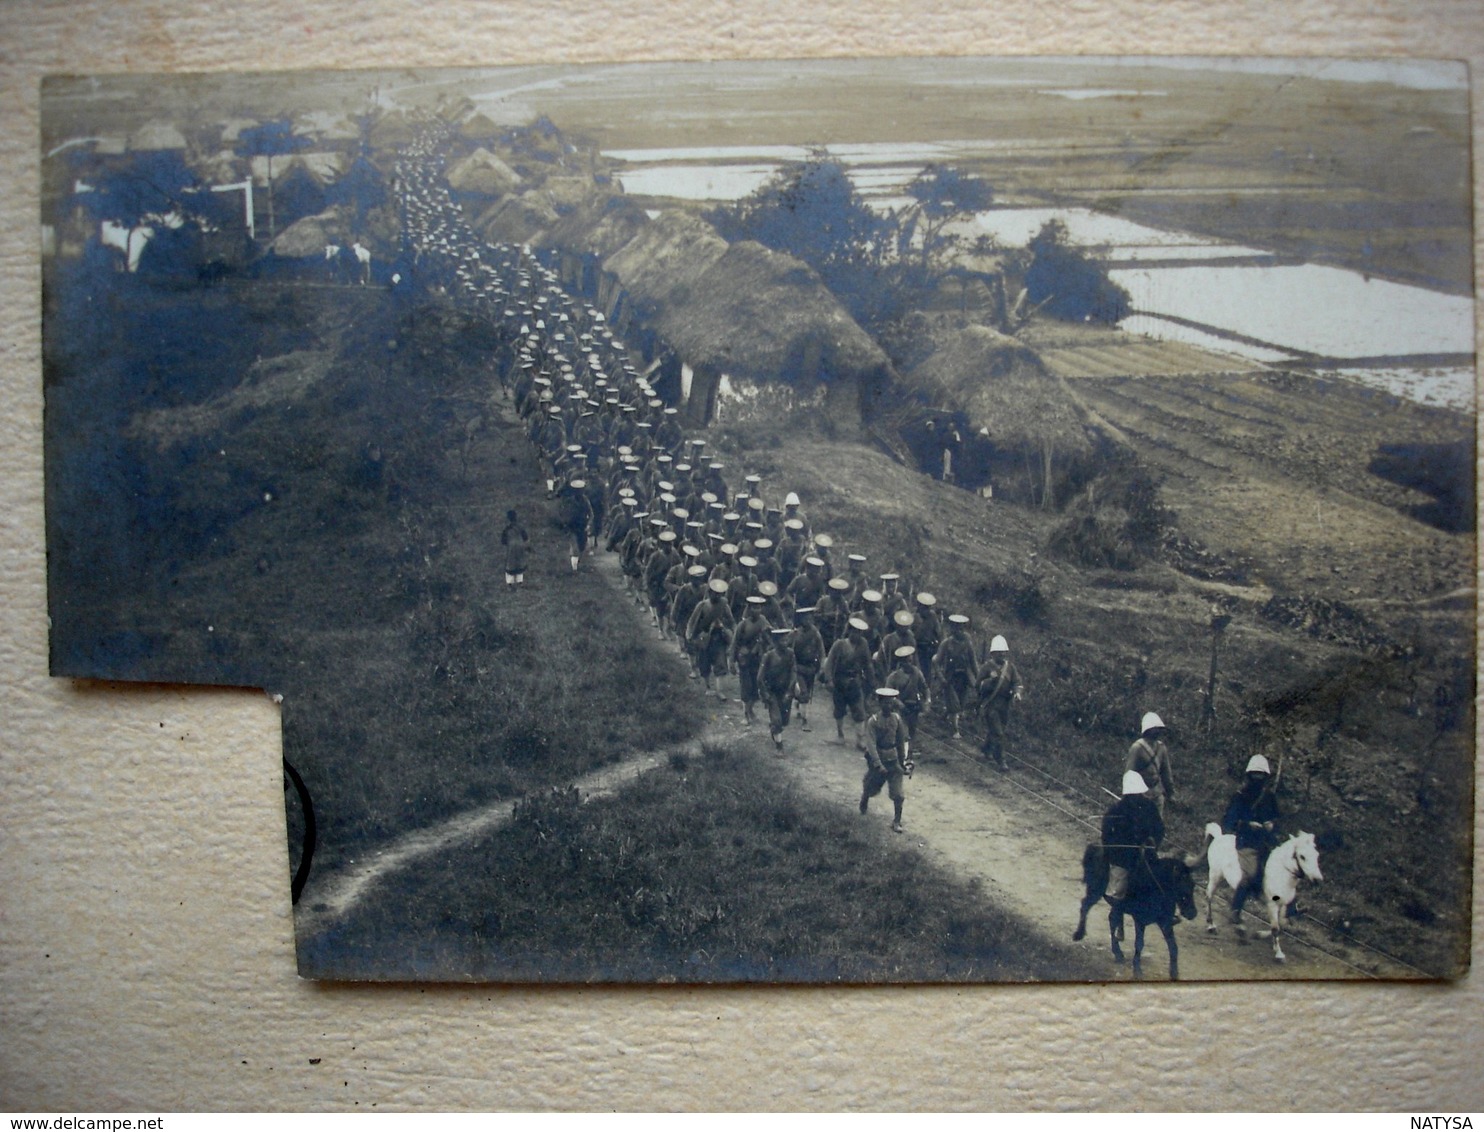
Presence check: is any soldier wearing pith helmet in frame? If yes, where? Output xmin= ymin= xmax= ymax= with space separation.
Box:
xmin=1127 ymin=712 xmax=1175 ymax=817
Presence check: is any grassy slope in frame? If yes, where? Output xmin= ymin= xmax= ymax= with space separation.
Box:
xmin=49 ymin=276 xmax=708 ymax=875
xmin=51 ymin=274 xmax=1110 ymax=983
xmin=301 ymin=736 xmax=1102 ymax=983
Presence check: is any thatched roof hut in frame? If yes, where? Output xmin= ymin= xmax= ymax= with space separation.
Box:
xmin=603 ymin=212 xmax=729 ymax=311
xmin=447 ymin=147 xmax=520 ymax=196
xmin=662 ymin=240 xmax=891 ymax=388
xmin=472 ymin=192 xmax=559 ymax=245
xmin=600 ymin=214 xmax=895 ymax=423
xmin=129 ymin=121 xmax=187 ymax=151
xmin=542 ymin=194 xmax=651 ymax=260
xmin=268 ymin=208 xmax=347 ymax=257
xmin=904 ymin=322 xmax=1093 ymax=501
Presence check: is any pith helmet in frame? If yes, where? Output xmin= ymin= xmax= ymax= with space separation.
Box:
xmin=1141 ymin=712 xmax=1167 ymax=735
xmin=1122 ymin=770 xmax=1149 ymax=795
xmin=990 ymin=635 xmax=1009 ymax=653
xmin=785 ymin=492 xmax=801 ymax=506
xmin=1246 ymin=755 xmax=1272 ymax=775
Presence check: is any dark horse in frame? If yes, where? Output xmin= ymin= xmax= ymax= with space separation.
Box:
xmin=1072 ymin=845 xmax=1199 ymax=980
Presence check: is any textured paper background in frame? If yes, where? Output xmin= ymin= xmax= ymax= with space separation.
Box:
xmin=2 ymin=0 xmax=1481 ymax=1111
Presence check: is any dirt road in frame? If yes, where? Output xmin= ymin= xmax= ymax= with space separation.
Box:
xmin=590 ymin=552 xmax=1405 ymax=981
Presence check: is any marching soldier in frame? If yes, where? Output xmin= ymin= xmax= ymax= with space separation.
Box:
xmin=887 ymin=645 xmax=930 ymax=759
xmin=914 ymin=592 xmax=941 ymax=682
xmin=821 ymin=615 xmax=873 ymax=747
xmin=731 ymin=596 xmax=771 ymax=723
xmin=557 ymin=478 xmax=593 ymax=572
xmin=790 ymin=606 xmax=825 ymax=732
xmin=933 ymin=613 xmax=979 ymax=738
xmin=759 ymin=628 xmax=798 ymax=753
xmin=1127 ymin=712 xmax=1175 ymax=817
xmin=860 ymin=687 xmax=910 ymax=834
xmin=686 ymin=577 xmax=736 ymax=701
xmin=976 ymin=634 xmax=1024 ymax=771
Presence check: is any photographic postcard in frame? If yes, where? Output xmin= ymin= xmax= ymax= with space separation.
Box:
xmin=41 ymin=58 xmax=1474 ymax=983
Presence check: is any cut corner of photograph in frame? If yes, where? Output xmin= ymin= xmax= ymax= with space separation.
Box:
xmin=40 ymin=56 xmax=1475 ymax=985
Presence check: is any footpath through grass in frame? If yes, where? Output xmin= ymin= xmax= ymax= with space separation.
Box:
xmin=301 ymin=736 xmax=1101 ymax=982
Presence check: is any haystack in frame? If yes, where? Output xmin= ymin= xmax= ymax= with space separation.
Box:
xmin=447 ymin=147 xmax=520 ymax=196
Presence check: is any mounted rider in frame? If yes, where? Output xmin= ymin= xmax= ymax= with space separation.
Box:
xmin=1222 ymin=754 xmax=1281 ymax=925
xmin=1101 ymin=770 xmax=1165 ymax=902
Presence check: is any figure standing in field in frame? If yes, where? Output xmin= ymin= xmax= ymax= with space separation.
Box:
xmin=933 ymin=613 xmax=979 ymax=738
xmin=976 ymin=634 xmax=1024 ymax=771
xmin=1127 ymin=712 xmax=1175 ymax=817
xmin=1222 ymin=755 xmax=1281 ymax=927
xmin=760 ymin=628 xmax=798 ymax=753
xmin=860 ymin=687 xmax=910 ymax=834
xmin=500 ymin=508 xmax=529 ymax=589
xmin=1102 ymin=770 xmax=1164 ymax=903
xmin=558 ymin=478 xmax=593 ymax=572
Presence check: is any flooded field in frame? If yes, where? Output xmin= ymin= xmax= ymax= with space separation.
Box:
xmin=607 ymin=143 xmax=1476 ymax=411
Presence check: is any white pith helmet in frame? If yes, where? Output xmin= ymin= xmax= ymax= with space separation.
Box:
xmin=1122 ymin=770 xmax=1149 ymax=795
xmin=1141 ymin=712 xmax=1166 ymax=735
xmin=1246 ymin=755 xmax=1272 ymax=775
xmin=990 ymin=635 xmax=1009 ymax=653
xmin=785 ymin=492 xmax=801 ymax=507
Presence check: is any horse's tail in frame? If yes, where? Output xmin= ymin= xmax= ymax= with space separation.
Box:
xmin=1081 ymin=842 xmax=1106 ymax=890
xmin=1185 ymin=823 xmax=1222 ymax=869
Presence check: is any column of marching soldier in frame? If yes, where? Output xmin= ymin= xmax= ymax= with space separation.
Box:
xmin=392 ymin=120 xmax=1031 ymax=836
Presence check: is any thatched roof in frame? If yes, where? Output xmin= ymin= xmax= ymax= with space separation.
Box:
xmin=368 ymin=111 xmax=419 ymax=150
xmin=456 ymin=112 xmax=504 ymax=143
xmin=472 ymin=192 xmax=559 ymax=245
xmin=447 ymin=147 xmax=520 ymax=196
xmin=603 ymin=212 xmax=729 ymax=313
xmin=540 ymin=174 xmax=599 ymax=214
xmin=604 ymin=215 xmax=892 ymax=388
xmin=269 ymin=208 xmax=347 ymax=257
xmin=129 ymin=121 xmax=187 ymax=150
xmin=905 ymin=324 xmax=1090 ymax=453
xmin=542 ymin=194 xmax=652 ymax=260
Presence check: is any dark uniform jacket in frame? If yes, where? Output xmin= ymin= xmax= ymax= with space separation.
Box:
xmin=1101 ymin=795 xmax=1165 ymax=870
xmin=1223 ymin=785 xmax=1280 ymax=852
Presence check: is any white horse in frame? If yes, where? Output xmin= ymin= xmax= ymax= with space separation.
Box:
xmin=1202 ymin=823 xmax=1323 ymax=961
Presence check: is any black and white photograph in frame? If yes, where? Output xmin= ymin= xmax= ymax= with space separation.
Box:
xmin=42 ymin=57 xmax=1474 ymax=983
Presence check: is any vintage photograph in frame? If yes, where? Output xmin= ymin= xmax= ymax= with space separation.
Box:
xmin=42 ymin=58 xmax=1474 ymax=983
